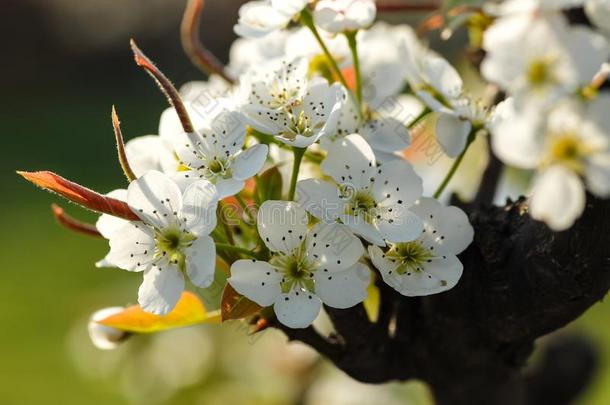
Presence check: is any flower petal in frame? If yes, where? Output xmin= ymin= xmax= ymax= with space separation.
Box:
xmin=368 ymin=245 xmax=402 ymax=291
xmin=138 ymin=266 xmax=185 ymax=315
xmin=339 ymin=213 xmax=386 ymax=246
xmin=296 ymin=178 xmax=344 ymax=223
xmin=228 ymin=259 xmax=282 ymax=306
xmin=529 ymin=165 xmax=586 ymax=231
xmin=181 ymin=180 xmax=219 ymax=236
xmin=376 ymin=208 xmax=423 ymax=243
xmin=107 ymin=221 xmax=155 ymax=272
xmin=257 ymin=200 xmax=309 ymax=253
xmin=321 ymin=133 xmax=376 ymax=189
xmin=435 ymin=112 xmax=472 ymax=158
xmin=373 ymin=159 xmax=423 ymax=208
xmin=400 ymin=255 xmax=463 ymax=297
xmin=306 ymin=223 xmax=364 ymax=271
xmin=232 ymin=144 xmax=268 ymax=180
xmin=314 ymin=262 xmax=370 ymax=309
xmin=185 ymin=235 xmax=216 ymax=288
xmin=273 ymin=289 xmax=322 ymax=329
xmin=127 ymin=171 xmax=183 ymax=229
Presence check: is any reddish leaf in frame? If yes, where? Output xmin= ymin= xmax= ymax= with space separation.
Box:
xmin=221 ymin=284 xmax=262 ymax=321
xmin=51 ymin=204 xmax=103 ymax=238
xmin=17 ymin=170 xmax=139 ymax=221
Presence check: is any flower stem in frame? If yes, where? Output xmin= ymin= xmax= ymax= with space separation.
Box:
xmin=235 ymin=193 xmax=255 ymax=224
xmin=346 ymin=32 xmax=363 ymax=111
xmin=300 ymin=10 xmax=349 ymax=90
xmin=433 ymin=130 xmax=477 ymax=199
xmin=408 ymin=108 xmax=432 ymax=130
xmin=288 ymin=147 xmax=306 ymax=201
xmin=217 ymin=200 xmax=235 ymax=245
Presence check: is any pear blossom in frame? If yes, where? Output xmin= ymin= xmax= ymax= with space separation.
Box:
xmin=485 ymin=0 xmax=585 ymax=16
xmin=482 ymin=14 xmax=609 ymax=107
xmin=313 ymin=0 xmax=376 ymax=33
xmin=228 ymin=201 xmax=369 ymax=328
xmin=88 ymin=307 xmax=128 ymax=350
xmin=103 ymin=171 xmax=219 ymax=315
xmin=369 ymin=197 xmax=473 ymax=296
xmin=234 ymin=0 xmax=310 ymax=39
xmin=491 ymin=96 xmax=610 ymax=230
xmin=239 ymin=57 xmax=344 ymax=147
xmin=172 ymin=104 xmax=268 ymax=198
xmin=228 ymin=31 xmax=289 ymax=76
xmin=297 ymin=134 xmax=424 ymax=246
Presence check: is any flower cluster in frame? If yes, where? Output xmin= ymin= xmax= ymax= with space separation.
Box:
xmin=20 ymin=0 xmax=610 ymax=339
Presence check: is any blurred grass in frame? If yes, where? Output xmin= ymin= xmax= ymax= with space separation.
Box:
xmin=1 ymin=84 xmax=610 ymax=404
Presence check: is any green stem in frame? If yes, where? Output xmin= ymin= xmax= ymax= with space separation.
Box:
xmin=346 ymin=32 xmax=362 ymax=110
xmin=235 ymin=193 xmax=255 ymax=223
xmin=216 ymin=243 xmax=259 ymax=259
xmin=217 ymin=200 xmax=235 ymax=245
xmin=249 ymin=128 xmax=323 ymax=164
xmin=408 ymin=108 xmax=432 ymax=129
xmin=288 ymin=147 xmax=306 ymax=201
xmin=300 ymin=10 xmax=349 ymax=90
xmin=433 ymin=130 xmax=477 ymax=199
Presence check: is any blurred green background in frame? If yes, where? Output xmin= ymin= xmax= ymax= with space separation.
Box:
xmin=1 ymin=1 xmax=609 ymax=404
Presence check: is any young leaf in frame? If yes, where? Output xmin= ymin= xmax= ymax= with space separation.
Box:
xmin=221 ymin=284 xmax=262 ymax=321
xmin=256 ymin=166 xmax=283 ymax=203
xmin=98 ymin=291 xmax=220 ymax=333
xmin=17 ymin=171 xmax=139 ymax=221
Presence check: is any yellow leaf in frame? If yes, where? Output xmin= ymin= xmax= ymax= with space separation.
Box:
xmin=98 ymin=291 xmax=220 ymax=333
xmin=221 ymin=284 xmax=262 ymax=321
xmin=363 ymin=283 xmax=380 ymax=323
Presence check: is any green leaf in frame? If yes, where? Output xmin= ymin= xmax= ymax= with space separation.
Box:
xmin=221 ymin=284 xmax=263 ymax=321
xmin=256 ymin=166 xmax=283 ymax=203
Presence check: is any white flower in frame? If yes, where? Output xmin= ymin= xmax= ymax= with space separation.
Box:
xmin=485 ymin=0 xmax=585 ymax=16
xmin=228 ymin=31 xmax=289 ymax=77
xmin=491 ymin=96 xmax=610 ymax=230
xmin=103 ymin=171 xmax=219 ymax=315
xmin=321 ymin=89 xmax=412 ymax=162
xmin=369 ymin=197 xmax=473 ymax=296
xmin=313 ymin=0 xmax=376 ymax=33
xmin=234 ymin=0 xmax=310 ymax=39
xmin=435 ymin=97 xmax=494 ymax=158
xmin=228 ymin=200 xmax=369 ymax=329
xmin=482 ymin=14 xmax=609 ymax=106
xmin=172 ymin=103 xmax=268 ymax=198
xmin=240 ymin=58 xmax=344 ymax=147
xmin=88 ymin=307 xmax=128 ymax=350
xmin=297 ymin=134 xmax=424 ymax=246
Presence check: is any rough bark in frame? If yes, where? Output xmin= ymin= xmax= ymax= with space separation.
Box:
xmin=277 ymin=195 xmax=610 ymax=404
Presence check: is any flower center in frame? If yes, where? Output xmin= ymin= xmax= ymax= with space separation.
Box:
xmin=201 ymin=156 xmax=231 ymax=180
xmin=386 ymin=242 xmax=434 ymax=275
xmin=155 ymin=226 xmax=196 ymax=271
xmin=546 ymin=133 xmax=591 ymax=173
xmin=270 ymin=247 xmax=316 ymax=293
xmin=527 ymin=58 xmax=554 ymax=87
xmin=343 ymin=189 xmax=378 ymax=223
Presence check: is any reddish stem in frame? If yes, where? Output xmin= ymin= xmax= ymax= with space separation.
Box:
xmin=51 ymin=204 xmax=103 ymax=238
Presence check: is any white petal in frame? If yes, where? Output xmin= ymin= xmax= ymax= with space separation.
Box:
xmin=529 ymin=165 xmax=586 ymax=231
xmin=215 ymin=178 xmax=246 ymax=198
xmin=296 ymin=179 xmax=344 ymax=223
xmin=107 ymin=221 xmax=155 ymax=272
xmin=360 ymin=116 xmax=411 ymax=154
xmin=96 ymin=189 xmax=128 ymax=239
xmin=273 ymin=289 xmax=322 ymax=329
xmin=306 ymin=223 xmax=364 ymax=271
xmin=138 ymin=267 xmax=185 ymax=315
xmin=314 ymin=262 xmax=370 ymax=309
xmin=127 ymin=171 xmax=183 ymax=229
xmin=421 ymin=53 xmax=463 ymax=101
xmin=376 ymin=208 xmax=424 ymax=243
xmin=125 ymin=135 xmax=164 ymax=177
xmin=321 ymin=134 xmax=376 ymax=189
xmin=185 ymin=235 xmax=216 ymax=288
xmin=435 ymin=112 xmax=472 ymax=158
xmin=368 ymin=245 xmax=402 ymax=291
xmin=232 ymin=144 xmax=268 ymax=180
xmin=181 ymin=180 xmax=219 ymax=236
xmin=228 ymin=259 xmax=282 ymax=306
xmin=400 ymin=255 xmax=463 ymax=297
xmin=339 ymin=214 xmax=386 ymax=246
xmin=586 ymin=154 xmax=610 ymax=197
xmin=373 ymin=159 xmax=423 ymax=208
xmin=257 ymin=201 xmax=309 ymax=253
xmin=410 ymin=197 xmax=474 ymax=255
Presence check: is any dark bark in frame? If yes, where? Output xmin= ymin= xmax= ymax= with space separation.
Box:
xmin=277 ymin=196 xmax=610 ymax=404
